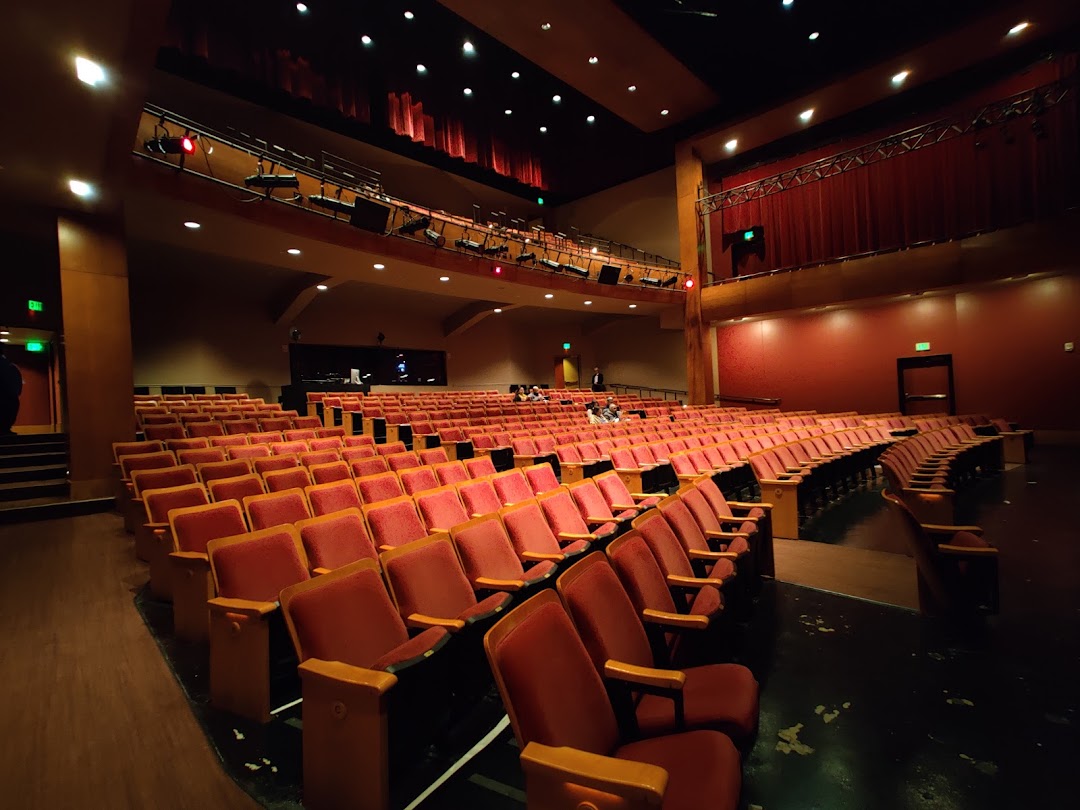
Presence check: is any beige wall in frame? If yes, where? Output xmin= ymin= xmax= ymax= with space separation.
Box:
xmin=592 ymin=317 xmax=688 ymax=394
xmin=551 ymin=168 xmax=680 ymax=262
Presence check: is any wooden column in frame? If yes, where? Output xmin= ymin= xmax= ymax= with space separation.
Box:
xmin=676 ymin=143 xmax=714 ymax=405
xmin=58 ymin=217 xmax=136 ymax=499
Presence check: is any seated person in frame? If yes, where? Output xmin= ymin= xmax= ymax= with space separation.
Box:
xmin=601 ymin=397 xmax=622 ymax=423
xmin=526 ymin=386 xmax=548 ymax=402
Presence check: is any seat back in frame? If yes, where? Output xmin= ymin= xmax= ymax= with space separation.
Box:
xmin=606 ymin=531 xmax=681 ymax=616
xmin=206 ymin=473 xmax=265 ymax=504
xmin=356 ymin=471 xmax=405 ymax=504
xmin=297 ymin=509 xmax=378 ymax=570
xmin=463 ymin=456 xmax=497 ymax=479
xmin=418 ymin=447 xmax=450 ymax=466
xmin=142 ymin=482 xmax=209 ymax=524
xmin=177 ymin=448 xmax=227 ymax=467
xmin=229 ymin=445 xmax=271 ymax=461
xmin=168 ymin=499 xmax=247 ymax=555
xmin=263 ymin=466 xmax=313 ymax=493
xmin=433 ymin=461 xmax=469 ymax=487
xmin=244 ymin=488 xmax=311 ymax=530
xmin=414 ymin=486 xmax=470 ymax=532
xmin=631 ymin=510 xmax=695 ymax=580
xmin=363 ymin=496 xmax=428 ymax=549
xmin=309 ymin=461 xmax=351 ymax=485
xmin=491 ymin=470 xmax=533 ymax=506
xmin=131 ymin=464 xmax=199 ymax=498
xmin=500 ymin=499 xmax=564 ymax=558
xmin=351 ymin=456 xmax=390 ymax=478
xmin=537 ymin=487 xmax=591 ymax=537
xmin=398 ymin=466 xmax=440 ymax=496
xmin=657 ymin=495 xmax=711 ymax=555
xmin=457 ymin=478 xmax=502 ymax=518
xmin=450 ymin=515 xmax=528 ymax=583
xmin=523 ymin=463 xmax=560 ymax=496
xmin=382 ymin=535 xmax=479 ymax=622
xmin=568 ymin=479 xmax=616 ymax=521
xmin=305 ymin=480 xmax=363 ymax=516
xmin=386 ymin=452 xmax=421 ymax=472
xmin=484 ymin=591 xmax=619 ymax=754
xmin=208 ymin=525 xmax=309 ymax=602
xmin=112 ymin=440 xmax=164 ymax=464
xmin=119 ymin=450 xmax=177 ymax=481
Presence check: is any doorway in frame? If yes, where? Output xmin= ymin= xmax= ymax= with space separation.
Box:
xmin=554 ymin=355 xmax=581 ymax=389
xmin=896 ymin=354 xmax=955 ymax=416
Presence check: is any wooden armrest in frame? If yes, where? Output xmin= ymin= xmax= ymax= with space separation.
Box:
xmin=474 ymin=576 xmax=524 ymax=592
xmin=298 ymin=658 xmax=397 ymax=695
xmin=729 ymin=500 xmax=772 ymax=511
xmin=312 ymin=567 xmax=333 ymax=576
xmin=587 ymin=516 xmax=627 ymax=526
xmin=169 ymin=551 xmax=209 ymax=568
xmin=207 ymin=597 xmax=277 ymax=617
xmin=921 ymin=524 xmax=984 ymax=536
xmin=559 ymin=532 xmax=595 ymax=541
xmin=759 ymin=478 xmax=798 ymax=487
xmin=378 ymin=544 xmax=397 ymax=552
xmin=718 ymin=515 xmax=757 ymax=525
xmin=687 ymin=548 xmax=739 ymax=561
xmin=520 ymin=743 xmax=667 ymax=806
xmin=603 ymin=660 xmax=685 ymax=691
xmin=903 ymin=486 xmax=956 ymax=496
xmin=666 ymin=574 xmax=727 ymax=590
xmin=407 ymin=613 xmax=466 ymax=631
xmin=704 ymin=529 xmax=746 ymax=540
xmin=937 ymin=544 xmax=998 ymax=557
xmin=609 ymin=503 xmax=642 ymax=512
xmin=642 ymin=608 xmax=709 ymax=629
xmin=521 ymin=551 xmax=565 ymax=562
xmin=630 ymin=493 xmax=656 ymax=501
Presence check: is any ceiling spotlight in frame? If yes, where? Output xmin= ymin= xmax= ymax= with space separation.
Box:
xmin=539 ymin=126 xmax=548 ymax=133
xmin=660 ymin=109 xmax=670 ymax=116
xmin=808 ymin=31 xmax=820 ymax=41
xmin=296 ymin=3 xmax=309 ymax=13
xmin=494 ymin=308 xmax=503 ymax=313
xmin=403 ymin=10 xmax=414 ymax=20
xmin=640 ymin=276 xmax=662 ymax=287
xmin=144 ymin=134 xmax=197 ymax=155
xmin=424 ymin=228 xmax=445 ymax=247
xmin=891 ymin=70 xmax=910 ymax=86
xmin=68 ymin=179 xmax=94 ymax=198
xmin=511 ymin=71 xmax=520 ymax=79
xmin=552 ymin=94 xmax=562 ymax=103
xmin=724 ymin=139 xmax=738 ymax=152
xmin=628 ymin=85 xmax=637 ymax=92
xmin=586 ymin=115 xmax=596 ymax=123
xmin=183 ymin=221 xmax=201 ymax=229
xmin=416 ymin=64 xmax=427 ymax=74
xmin=541 ymin=22 xmax=551 ymax=31
xmin=439 ymin=276 xmax=450 ymax=282
xmin=661 ymin=275 xmax=678 ymax=288
xmin=373 ymin=263 xmax=385 ymax=270
xmin=397 ymin=214 xmax=431 ymax=235
xmin=287 ymin=248 xmax=301 ymax=255
xmin=561 ymin=263 xmax=590 ymax=278
xmin=584 ymin=300 xmax=593 ymax=306
xmin=455 ymin=237 xmax=484 ymax=253
xmin=316 ymin=284 xmax=328 ymax=291
xmin=75 ymin=56 xmax=106 ymax=87
xmin=309 ymin=193 xmax=355 ymax=214
xmin=799 ymin=108 xmax=814 ymax=122
xmin=245 ymin=172 xmax=299 ymax=189
xmin=544 ymin=293 xmax=554 ymax=299
xmin=782 ymin=0 xmax=794 ymax=6
xmin=0 ymin=331 xmax=8 ymax=335
xmin=484 ymin=243 xmax=510 ymax=255
xmin=505 ymin=109 xmax=512 ymax=115
xmin=629 ymin=304 xmax=638 ymax=309
xmin=539 ymin=258 xmax=561 ymax=271
xmin=361 ymin=34 xmax=372 ymax=45
xmin=623 ymin=273 xmax=634 ymax=283
xmin=463 ymin=87 xmax=473 ymax=96
xmin=588 ymin=56 xmax=599 ymax=64
xmin=516 ymin=251 xmax=537 ymax=263
xmin=1008 ymin=21 xmax=1030 ymax=35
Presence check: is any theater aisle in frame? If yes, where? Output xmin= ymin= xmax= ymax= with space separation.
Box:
xmin=0 ymin=511 xmax=258 ymax=809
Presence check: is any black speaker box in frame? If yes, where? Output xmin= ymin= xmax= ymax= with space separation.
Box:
xmin=350 ymin=198 xmax=391 ymax=233
xmin=597 ymin=264 xmax=620 ymax=286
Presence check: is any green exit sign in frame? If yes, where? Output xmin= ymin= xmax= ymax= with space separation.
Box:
xmin=25 ymin=341 xmax=46 ymax=353
xmin=27 ymin=300 xmax=43 ymax=312
xmin=562 ymin=342 xmax=571 ymax=350
xmin=742 ymin=230 xmax=755 ymax=241
xmin=915 ymin=342 xmax=931 ymax=352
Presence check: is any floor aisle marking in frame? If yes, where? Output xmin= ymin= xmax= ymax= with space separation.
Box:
xmin=270 ymin=697 xmax=303 ymax=715
xmin=404 ymin=714 xmax=511 ymax=810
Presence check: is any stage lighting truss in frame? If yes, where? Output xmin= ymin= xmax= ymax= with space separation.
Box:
xmin=243 ymin=158 xmax=300 ymax=200
xmin=397 ymin=210 xmax=431 ymax=236
xmin=538 ymin=257 xmax=561 ymax=271
xmin=640 ymin=276 xmax=662 ymax=287
xmin=309 ymin=182 xmax=356 ymax=217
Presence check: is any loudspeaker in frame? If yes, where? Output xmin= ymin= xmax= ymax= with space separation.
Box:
xmin=597 ymin=265 xmax=620 ymax=286
xmin=349 ymin=198 xmax=391 ymax=233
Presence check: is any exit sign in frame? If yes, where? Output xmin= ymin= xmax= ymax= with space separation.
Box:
xmin=25 ymin=341 xmax=45 ymax=353
xmin=915 ymin=342 xmax=931 ymax=352
xmin=562 ymin=342 xmax=571 ymax=350
xmin=27 ymin=300 xmax=43 ymax=312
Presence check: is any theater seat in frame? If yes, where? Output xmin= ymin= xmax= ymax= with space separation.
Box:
xmin=557 ymin=553 xmax=758 ymax=741
xmin=500 ymin=499 xmax=590 ymax=562
xmin=356 ymin=471 xmax=405 ymax=504
xmin=139 ymin=481 xmax=209 ymax=598
xmin=414 ymin=485 xmax=470 ymax=533
xmin=594 ymin=470 xmax=662 ymax=514
xmin=537 ymin=487 xmax=620 ymax=545
xmin=296 ymin=509 xmax=379 ymax=573
xmin=305 ymin=479 xmax=363 ymax=517
xmin=244 ymin=488 xmax=311 ymax=531
xmin=363 ymin=496 xmax=428 ymax=550
xmin=450 ymin=515 xmax=557 ymax=593
xmin=457 ymin=478 xmax=503 ymax=518
xmin=523 ymin=463 xmax=560 ymax=496
xmin=207 ymin=473 xmax=264 ymax=504
xmin=485 ymin=590 xmax=742 ymax=810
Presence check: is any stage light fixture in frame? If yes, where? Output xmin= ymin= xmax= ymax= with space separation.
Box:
xmin=623 ymin=273 xmax=634 ymax=283
xmin=145 ymin=134 xmax=197 ymax=155
xmin=424 ymin=228 xmax=445 ymax=247
xmin=397 ymin=214 xmax=430 ymax=235
xmin=640 ymin=276 xmax=662 ymax=287
xmin=684 ymin=278 xmax=695 ymax=290
xmin=309 ymin=194 xmax=355 ymax=214
xmin=539 ymin=258 xmax=561 ymax=271
xmin=484 ymin=243 xmax=509 ymax=255
xmin=245 ymin=172 xmax=299 ymax=189
xmin=661 ymin=275 xmax=678 ymax=288
xmin=561 ymin=263 xmax=590 ymax=278
xmin=516 ymin=251 xmax=537 ymax=263
xmin=455 ymin=238 xmax=484 ymax=252
xmin=492 ymin=265 xmax=503 ymax=275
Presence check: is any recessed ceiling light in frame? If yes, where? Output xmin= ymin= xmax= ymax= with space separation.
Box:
xmin=361 ymin=35 xmax=372 ymax=46
xmin=373 ymin=263 xmax=385 ymax=270
xmin=74 ymin=56 xmax=105 ymax=87
xmin=724 ymin=139 xmax=738 ymax=152
xmin=439 ymin=276 xmax=450 ymax=282
xmin=1008 ymin=21 xmax=1030 ymax=35
xmin=539 ymin=126 xmax=548 ymax=133
xmin=586 ymin=115 xmax=596 ymax=123
xmin=0 ymin=338 xmax=8 ymax=343
xmin=660 ymin=109 xmax=670 ymax=116
xmin=416 ymin=64 xmax=427 ymax=74
xmin=183 ymin=221 xmax=201 ymax=229
xmin=316 ymin=284 xmax=328 ymax=291
xmin=463 ymin=40 xmax=475 ymax=55
xmin=782 ymin=0 xmax=794 ymax=6
xmin=629 ymin=304 xmax=638 ymax=309
xmin=296 ymin=3 xmax=309 ymax=13
xmin=544 ymin=293 xmax=554 ymax=299
xmin=0 ymin=331 xmax=9 ymax=335
xmin=584 ymin=300 xmax=593 ymax=306
xmin=552 ymin=94 xmax=561 ymax=103
xmin=799 ymin=108 xmax=814 ymax=122
xmin=808 ymin=31 xmax=820 ymax=41
xmin=287 ymin=248 xmax=301 ymax=255
xmin=511 ymin=71 xmax=520 ymax=79
xmin=505 ymin=109 xmax=512 ymax=115
xmin=403 ymin=10 xmax=414 ymax=20
xmin=463 ymin=87 xmax=473 ymax=96
xmin=588 ymin=56 xmax=599 ymax=64
xmin=541 ymin=22 xmax=551 ymax=31
xmin=891 ymin=70 xmax=910 ymax=86
xmin=494 ymin=308 xmax=503 ymax=313
xmin=68 ymin=179 xmax=93 ymax=198
xmin=627 ymin=85 xmax=637 ymax=92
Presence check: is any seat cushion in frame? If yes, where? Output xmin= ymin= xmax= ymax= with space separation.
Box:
xmin=458 ymin=592 xmax=512 ymax=622
xmin=706 ymin=557 xmax=737 ymax=581
xmin=637 ymin=496 xmax=663 ymax=509
xmin=522 ymin=559 xmax=557 ymax=583
xmin=561 ymin=539 xmax=590 ymax=556
xmin=635 ymin=664 xmax=759 ymax=740
xmin=949 ymin=530 xmax=990 ymax=548
xmin=372 ymin=627 xmax=447 ymax=671
xmin=689 ymin=585 xmax=723 ymax=619
xmin=614 ymin=729 xmax=740 ymax=810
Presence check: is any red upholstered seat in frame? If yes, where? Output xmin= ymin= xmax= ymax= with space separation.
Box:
xmin=208 ymin=525 xmax=310 ymax=603
xmin=386 ymin=452 xmax=421 ymax=472
xmin=451 ymin=515 xmax=556 ymax=590
xmin=595 ymin=470 xmax=661 ymax=511
xmin=633 ymin=509 xmax=735 ymax=585
xmin=206 ymin=473 xmax=264 ymax=504
xmin=170 ymin=499 xmax=247 ymax=555
xmin=433 ymin=461 xmax=469 ymax=487
xmin=356 ymin=471 xmax=405 ymax=504
xmin=363 ymin=496 xmax=428 ymax=550
xmin=457 ymin=479 xmax=503 ymax=518
xmin=243 ymin=488 xmax=311 ymax=531
xmin=398 ymin=466 xmax=440 ymax=496
xmin=263 ymin=466 xmax=313 ymax=493
xmin=351 ymin=456 xmax=389 ymax=478
xmin=463 ymin=456 xmax=497 ymax=478
xmin=418 ymin=447 xmax=450 ymax=466
xmin=491 ymin=470 xmax=534 ymax=506
xmin=305 ymin=479 xmax=362 ymax=516
xmin=415 ymin=486 xmax=470 ymax=533
xmin=537 ymin=487 xmax=618 ymax=543
xmin=523 ymin=463 xmax=560 ymax=496
xmin=658 ymin=495 xmax=739 ymax=579
xmin=501 ymin=499 xmax=589 ymax=561
xmin=569 ymin=479 xmax=637 ymax=525
xmin=297 ymin=509 xmax=378 ymax=571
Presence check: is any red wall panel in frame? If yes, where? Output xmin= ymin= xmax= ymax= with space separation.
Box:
xmin=715 ymin=275 xmax=1080 ymax=428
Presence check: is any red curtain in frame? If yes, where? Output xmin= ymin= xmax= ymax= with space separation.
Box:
xmin=709 ymin=56 xmax=1079 ymax=276
xmin=387 ymin=92 xmax=546 ymax=189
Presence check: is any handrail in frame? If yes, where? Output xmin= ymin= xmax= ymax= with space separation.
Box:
xmin=608 ymin=383 xmax=687 ymax=403
xmin=715 ymin=393 xmax=781 ymax=406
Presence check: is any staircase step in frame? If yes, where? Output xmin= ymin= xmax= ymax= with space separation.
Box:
xmin=0 ymin=464 xmax=70 ymax=485
xmin=0 ymin=496 xmax=115 ymax=525
xmin=0 ymin=479 xmax=70 ymax=502
xmin=0 ymin=451 xmax=69 ymax=468
xmin=0 ymin=440 xmax=68 ymax=457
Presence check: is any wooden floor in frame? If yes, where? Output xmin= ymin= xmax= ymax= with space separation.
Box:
xmin=773 ymin=538 xmax=919 ymax=610
xmin=0 ymin=511 xmax=258 ymax=809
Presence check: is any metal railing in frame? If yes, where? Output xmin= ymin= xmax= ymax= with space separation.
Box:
xmin=715 ymin=393 xmax=781 ymax=406
xmin=608 ymin=383 xmax=687 ymax=402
